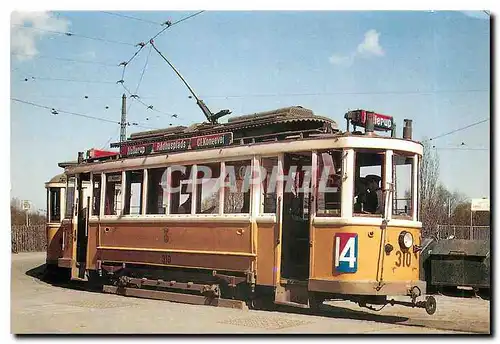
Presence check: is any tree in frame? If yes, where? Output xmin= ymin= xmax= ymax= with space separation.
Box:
xmin=419 ymin=140 xmax=441 ymax=237
xmin=452 ymin=202 xmax=490 ymax=226
xmin=418 ymin=140 xmax=472 ymax=237
xmin=10 ymin=197 xmax=46 ymax=226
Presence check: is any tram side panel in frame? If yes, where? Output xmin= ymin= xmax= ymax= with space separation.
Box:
xmin=91 ymin=220 xmax=255 ymax=274
xmin=58 ymin=220 xmax=74 ymax=269
xmin=86 ymin=223 xmax=99 ymax=270
xmin=255 ymin=222 xmax=277 ymax=286
xmin=46 ymin=223 xmax=63 ymax=265
xmin=309 ymin=224 xmax=424 ymax=296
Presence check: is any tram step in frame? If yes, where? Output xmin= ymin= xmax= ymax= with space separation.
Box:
xmin=102 ymin=285 xmax=248 ymax=310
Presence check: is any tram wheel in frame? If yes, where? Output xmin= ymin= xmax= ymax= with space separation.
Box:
xmin=248 ymin=291 xmax=276 ymax=311
xmin=425 ymin=296 xmax=437 ymax=315
xmin=478 ymin=288 xmax=490 ymax=300
xmin=308 ymin=292 xmax=325 ymax=312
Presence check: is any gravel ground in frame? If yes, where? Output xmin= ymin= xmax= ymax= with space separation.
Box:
xmin=11 ymin=252 xmax=490 ymax=334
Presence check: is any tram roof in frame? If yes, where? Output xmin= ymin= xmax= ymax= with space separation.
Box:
xmin=45 ymin=173 xmax=67 ymax=185
xmin=111 ymin=106 xmax=338 ymax=147
xmin=58 ymin=161 xmax=78 ymax=168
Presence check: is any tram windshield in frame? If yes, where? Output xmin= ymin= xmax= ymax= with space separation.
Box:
xmin=48 ymin=188 xmax=61 ymax=222
xmin=354 ymin=150 xmax=385 ymax=215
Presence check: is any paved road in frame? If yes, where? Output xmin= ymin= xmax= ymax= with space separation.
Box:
xmin=11 ymin=252 xmax=490 ymax=334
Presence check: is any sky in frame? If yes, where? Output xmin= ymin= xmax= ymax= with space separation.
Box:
xmin=9 ymin=10 xmax=490 ymax=212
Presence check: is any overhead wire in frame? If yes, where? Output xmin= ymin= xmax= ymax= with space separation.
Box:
xmin=11 ymin=98 xmax=120 ymax=124
xmin=431 ymin=147 xmax=489 ymax=151
xmin=15 ymin=88 xmax=490 ymax=99
xmin=198 ymin=89 xmax=490 ymax=99
xmin=99 ymin=11 xmax=163 ymax=26
xmin=117 ymin=11 xmax=205 ymax=120
xmin=11 ymin=24 xmax=136 ymax=46
xmin=21 ymin=76 xmax=117 ymax=84
xmin=10 ymin=52 xmax=118 ymax=67
xmin=100 ymin=127 xmax=122 ymax=150
xmin=126 ymin=45 xmax=156 ymax=120
xmin=11 ymin=98 xmax=158 ymax=130
xmin=427 ymin=118 xmax=490 ymax=141
xmin=119 ymin=11 xmax=205 ymax=73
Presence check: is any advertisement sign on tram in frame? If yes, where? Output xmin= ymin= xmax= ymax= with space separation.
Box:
xmin=121 ymin=132 xmax=233 ymax=156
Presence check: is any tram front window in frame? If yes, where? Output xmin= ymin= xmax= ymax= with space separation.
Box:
xmin=49 ymin=188 xmax=61 ymax=222
xmin=354 ymin=150 xmax=385 ymax=215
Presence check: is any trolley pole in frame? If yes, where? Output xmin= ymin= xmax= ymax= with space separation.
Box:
xmin=120 ymin=94 xmax=127 ymax=143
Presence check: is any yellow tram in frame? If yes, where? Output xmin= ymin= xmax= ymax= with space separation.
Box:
xmin=45 ymin=106 xmax=436 ymax=314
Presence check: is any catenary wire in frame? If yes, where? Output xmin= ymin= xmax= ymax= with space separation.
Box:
xmin=99 ymin=11 xmax=163 ymax=26
xmin=11 ymin=24 xmax=136 ymax=46
xmin=11 ymin=98 xmax=158 ymax=130
xmin=427 ymin=118 xmax=490 ymax=141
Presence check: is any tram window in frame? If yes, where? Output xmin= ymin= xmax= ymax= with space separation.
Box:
xmin=224 ymin=160 xmax=251 ymax=214
xmin=147 ymin=167 xmax=168 ymax=214
xmin=124 ymin=170 xmax=144 ymax=215
xmin=105 ymin=173 xmax=122 ymax=215
xmin=317 ymin=151 xmax=342 ymax=217
xmin=354 ymin=150 xmax=385 ymax=215
xmin=196 ymin=163 xmax=221 ymax=214
xmin=170 ymin=165 xmax=193 ymax=214
xmin=65 ymin=177 xmax=75 ymax=218
xmin=49 ymin=188 xmax=61 ymax=222
xmin=92 ymin=174 xmax=101 ymax=216
xmin=261 ymin=157 xmax=278 ymax=214
xmin=392 ymin=153 xmax=413 ymax=217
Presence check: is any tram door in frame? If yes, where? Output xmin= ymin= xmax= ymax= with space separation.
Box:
xmin=280 ymin=153 xmax=312 ymax=281
xmin=72 ymin=173 xmax=91 ymax=280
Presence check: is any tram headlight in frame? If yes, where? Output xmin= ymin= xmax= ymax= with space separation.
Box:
xmin=398 ymin=231 xmax=413 ymax=249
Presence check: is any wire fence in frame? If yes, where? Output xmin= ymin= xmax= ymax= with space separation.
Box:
xmin=434 ymin=225 xmax=490 ymax=241
xmin=11 ymin=225 xmax=47 ymax=253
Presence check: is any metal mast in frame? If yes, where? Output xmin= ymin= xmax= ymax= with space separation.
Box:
xmin=120 ymin=93 xmax=127 ymax=143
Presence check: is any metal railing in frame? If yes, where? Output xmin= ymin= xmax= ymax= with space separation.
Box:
xmin=435 ymin=225 xmax=490 ymax=241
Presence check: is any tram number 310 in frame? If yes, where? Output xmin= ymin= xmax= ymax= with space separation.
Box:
xmin=395 ymin=251 xmax=412 ymax=267
xmin=161 ymin=254 xmax=172 ymax=265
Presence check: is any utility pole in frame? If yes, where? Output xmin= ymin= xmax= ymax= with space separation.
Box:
xmin=120 ymin=93 xmax=127 ymax=143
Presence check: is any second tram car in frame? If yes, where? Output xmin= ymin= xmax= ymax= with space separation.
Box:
xmin=45 ymin=106 xmax=436 ymax=314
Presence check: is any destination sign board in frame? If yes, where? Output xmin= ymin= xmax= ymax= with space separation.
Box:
xmin=348 ymin=110 xmax=393 ymax=131
xmin=120 ymin=132 xmax=233 ymax=157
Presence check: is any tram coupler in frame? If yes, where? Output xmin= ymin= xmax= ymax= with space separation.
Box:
xmin=387 ymin=296 xmax=437 ymax=315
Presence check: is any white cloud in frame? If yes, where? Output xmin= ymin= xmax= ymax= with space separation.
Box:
xmin=11 ymin=11 xmax=70 ymax=60
xmin=329 ymin=29 xmax=384 ymax=67
xmin=357 ymin=29 xmax=384 ymax=57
